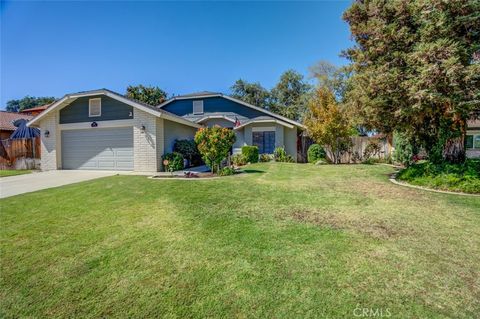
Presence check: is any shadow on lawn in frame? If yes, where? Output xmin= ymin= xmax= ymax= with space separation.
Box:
xmin=242 ymin=169 xmax=266 ymax=174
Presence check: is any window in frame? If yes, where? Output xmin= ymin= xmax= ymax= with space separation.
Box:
xmin=193 ymin=100 xmax=204 ymax=114
xmin=253 ymin=131 xmax=275 ymax=154
xmin=466 ymin=134 xmax=480 ymax=149
xmin=89 ymin=98 xmax=101 ymax=117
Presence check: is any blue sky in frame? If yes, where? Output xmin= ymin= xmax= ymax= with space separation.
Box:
xmin=1 ymin=1 xmax=352 ymax=107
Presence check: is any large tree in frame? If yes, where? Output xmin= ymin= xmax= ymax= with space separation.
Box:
xmin=230 ymin=79 xmax=271 ymax=108
xmin=270 ymin=70 xmax=312 ymax=121
xmin=6 ymin=96 xmax=55 ymax=112
xmin=126 ymin=85 xmax=167 ymax=106
xmin=304 ymin=87 xmax=352 ymax=164
xmin=343 ymin=0 xmax=480 ymax=163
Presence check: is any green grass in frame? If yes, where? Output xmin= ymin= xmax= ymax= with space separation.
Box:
xmin=0 ymin=170 xmax=31 ymax=178
xmin=1 ymin=163 xmax=479 ymax=318
xmin=397 ymin=159 xmax=480 ymax=194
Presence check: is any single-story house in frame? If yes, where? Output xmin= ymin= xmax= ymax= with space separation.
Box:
xmin=466 ymin=116 xmax=480 ymax=158
xmin=27 ymin=89 xmax=304 ymax=172
xmin=0 ymin=111 xmax=34 ymax=140
xmin=20 ymin=104 xmax=51 ymax=116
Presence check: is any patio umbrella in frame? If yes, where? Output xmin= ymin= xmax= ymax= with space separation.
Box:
xmin=9 ymin=119 xmax=41 ymax=160
xmin=10 ymin=119 xmax=40 ymax=139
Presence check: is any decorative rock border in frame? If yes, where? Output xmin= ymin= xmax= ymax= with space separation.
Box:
xmin=389 ymin=172 xmax=480 ymax=197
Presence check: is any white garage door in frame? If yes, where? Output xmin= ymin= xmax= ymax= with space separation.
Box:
xmin=61 ymin=127 xmax=133 ymax=170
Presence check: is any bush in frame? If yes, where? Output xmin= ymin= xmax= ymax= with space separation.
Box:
xmin=307 ymin=144 xmax=326 ymax=163
xmin=396 ymin=159 xmax=480 ymax=194
xmin=195 ymin=126 xmax=236 ymax=173
xmin=242 ymin=146 xmax=259 ymax=163
xmin=273 ymin=147 xmax=295 ymax=163
xmin=259 ymin=154 xmax=273 ymax=162
xmin=232 ymin=153 xmax=247 ymax=166
xmin=393 ymin=132 xmax=415 ymax=166
xmin=219 ymin=166 xmax=235 ymax=176
xmin=162 ymin=152 xmax=184 ymax=172
xmin=173 ymin=139 xmax=202 ymax=166
xmin=363 ymin=139 xmax=382 ymax=159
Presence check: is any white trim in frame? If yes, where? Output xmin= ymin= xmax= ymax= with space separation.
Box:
xmin=28 ymin=89 xmax=202 ymax=129
xmin=196 ymin=115 xmax=236 ymax=123
xmin=156 ymin=93 xmax=305 ymax=129
xmin=252 ymin=126 xmax=275 ymax=132
xmin=234 ymin=119 xmax=294 ymax=130
xmin=59 ymin=119 xmax=133 ymax=130
xmin=88 ymin=98 xmax=102 ymax=117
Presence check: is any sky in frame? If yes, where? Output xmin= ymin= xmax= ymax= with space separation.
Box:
xmin=0 ymin=0 xmax=352 ymax=107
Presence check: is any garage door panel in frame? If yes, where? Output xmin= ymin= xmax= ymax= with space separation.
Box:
xmin=62 ymin=127 xmax=133 ymax=170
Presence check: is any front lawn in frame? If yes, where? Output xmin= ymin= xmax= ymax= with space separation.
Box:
xmin=1 ymin=163 xmax=479 ymax=318
xmin=0 ymin=170 xmax=31 ymax=178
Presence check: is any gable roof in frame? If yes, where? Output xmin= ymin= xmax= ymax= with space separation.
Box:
xmin=19 ymin=104 xmax=51 ymax=114
xmin=157 ymin=93 xmax=305 ymax=129
xmin=0 ymin=111 xmax=34 ymax=131
xmin=27 ymin=89 xmax=202 ymax=129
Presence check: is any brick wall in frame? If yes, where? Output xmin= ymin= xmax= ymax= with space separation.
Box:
xmin=39 ymin=112 xmax=58 ymax=170
xmin=133 ymin=109 xmax=158 ymax=172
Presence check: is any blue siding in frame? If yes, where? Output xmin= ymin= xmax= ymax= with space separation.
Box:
xmin=162 ymin=97 xmax=265 ymax=120
xmin=60 ymin=95 xmax=133 ymax=124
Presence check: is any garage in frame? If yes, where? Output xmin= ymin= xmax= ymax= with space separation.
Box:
xmin=61 ymin=127 xmax=133 ymax=170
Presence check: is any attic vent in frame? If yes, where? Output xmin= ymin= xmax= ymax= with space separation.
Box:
xmin=193 ymin=100 xmax=204 ymax=115
xmin=89 ymin=98 xmax=101 ymax=117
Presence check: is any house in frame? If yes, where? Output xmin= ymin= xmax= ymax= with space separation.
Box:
xmin=0 ymin=111 xmax=34 ymax=140
xmin=27 ymin=89 xmax=304 ymax=172
xmin=466 ymin=116 xmax=480 ymax=158
xmin=19 ymin=104 xmax=50 ymax=116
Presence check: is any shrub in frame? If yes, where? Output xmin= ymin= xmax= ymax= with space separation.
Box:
xmin=274 ymin=147 xmax=287 ymax=162
xmin=194 ymin=126 xmax=236 ymax=173
xmin=232 ymin=153 xmax=247 ymax=166
xmin=242 ymin=146 xmax=259 ymax=163
xmin=259 ymin=154 xmax=273 ymax=162
xmin=173 ymin=139 xmax=201 ymax=166
xmin=162 ymin=152 xmax=184 ymax=172
xmin=307 ymin=144 xmax=326 ymax=163
xmin=219 ymin=166 xmax=235 ymax=176
xmin=363 ymin=138 xmax=382 ymax=159
xmin=393 ymin=132 xmax=415 ymax=166
xmin=396 ymin=159 xmax=480 ymax=194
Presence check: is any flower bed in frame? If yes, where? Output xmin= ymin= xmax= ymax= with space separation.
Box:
xmin=396 ymin=159 xmax=480 ymax=194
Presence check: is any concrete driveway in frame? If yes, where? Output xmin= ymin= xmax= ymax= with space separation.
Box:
xmin=0 ymin=170 xmax=122 ymax=199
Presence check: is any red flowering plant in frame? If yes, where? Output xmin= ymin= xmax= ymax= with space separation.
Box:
xmin=194 ymin=126 xmax=236 ymax=174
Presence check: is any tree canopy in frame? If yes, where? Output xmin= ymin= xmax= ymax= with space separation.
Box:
xmin=343 ymin=0 xmax=480 ymax=162
xmin=303 ymin=87 xmax=352 ymax=164
xmin=126 ymin=85 xmax=167 ymax=106
xmin=230 ymin=79 xmax=270 ymax=108
xmin=6 ymin=96 xmax=55 ymax=113
xmin=230 ymin=70 xmax=312 ymax=121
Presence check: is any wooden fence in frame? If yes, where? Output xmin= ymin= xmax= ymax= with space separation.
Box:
xmin=324 ymin=136 xmax=393 ymax=164
xmin=0 ymin=137 xmax=41 ymax=169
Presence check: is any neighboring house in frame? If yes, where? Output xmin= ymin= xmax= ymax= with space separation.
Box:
xmin=466 ymin=117 xmax=480 ymax=158
xmin=0 ymin=111 xmax=34 ymax=140
xmin=20 ymin=104 xmax=50 ymax=116
xmin=27 ymin=89 xmax=304 ymax=172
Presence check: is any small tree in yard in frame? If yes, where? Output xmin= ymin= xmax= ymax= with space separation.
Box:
xmin=304 ymin=87 xmax=352 ymax=164
xmin=194 ymin=126 xmax=236 ymax=173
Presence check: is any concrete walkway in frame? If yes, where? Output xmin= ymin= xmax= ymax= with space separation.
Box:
xmin=0 ymin=170 xmax=120 ymax=199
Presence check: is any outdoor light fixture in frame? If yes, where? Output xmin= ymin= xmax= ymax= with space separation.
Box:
xmin=44 ymin=130 xmax=50 ymax=138
xmin=140 ymin=125 xmax=146 ymax=133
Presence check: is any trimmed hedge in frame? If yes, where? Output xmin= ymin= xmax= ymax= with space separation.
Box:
xmin=307 ymin=144 xmax=326 ymax=163
xmin=242 ymin=146 xmax=259 ymax=163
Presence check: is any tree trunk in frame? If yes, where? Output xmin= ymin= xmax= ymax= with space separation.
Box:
xmin=443 ymin=136 xmax=465 ymax=163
